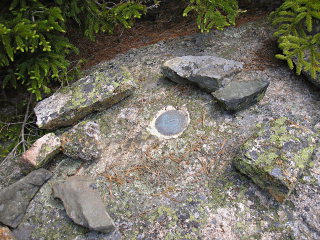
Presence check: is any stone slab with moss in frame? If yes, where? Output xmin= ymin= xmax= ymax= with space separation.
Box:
xmin=34 ymin=66 xmax=136 ymax=130
xmin=61 ymin=121 xmax=103 ymax=161
xmin=234 ymin=117 xmax=317 ymax=202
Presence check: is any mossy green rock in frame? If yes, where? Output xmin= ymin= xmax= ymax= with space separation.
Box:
xmin=234 ymin=118 xmax=317 ymax=202
xmin=61 ymin=121 xmax=102 ymax=161
xmin=34 ymin=67 xmax=136 ymax=130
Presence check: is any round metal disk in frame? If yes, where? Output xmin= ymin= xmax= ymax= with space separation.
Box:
xmin=155 ymin=110 xmax=188 ymax=136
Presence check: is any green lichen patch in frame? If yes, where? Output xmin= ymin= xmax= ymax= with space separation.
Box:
xmin=61 ymin=121 xmax=103 ymax=161
xmin=34 ymin=66 xmax=136 ymax=130
xmin=234 ymin=117 xmax=317 ymax=202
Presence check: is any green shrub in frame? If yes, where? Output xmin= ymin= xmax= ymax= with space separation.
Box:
xmin=0 ymin=0 xmax=147 ymax=100
xmin=0 ymin=0 xmax=241 ymax=100
xmin=183 ymin=0 xmax=239 ymax=32
xmin=271 ymin=0 xmax=320 ymax=79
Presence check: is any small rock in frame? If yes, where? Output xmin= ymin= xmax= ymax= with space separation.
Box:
xmin=0 ymin=227 xmax=16 ymax=240
xmin=52 ymin=176 xmax=115 ymax=234
xmin=0 ymin=169 xmax=52 ymax=228
xmin=21 ymin=133 xmax=61 ymax=169
xmin=34 ymin=67 xmax=136 ymax=130
xmin=234 ymin=118 xmax=317 ymax=202
xmin=162 ymin=56 xmax=243 ymax=92
xmin=61 ymin=121 xmax=102 ymax=161
xmin=212 ymin=78 xmax=269 ymax=111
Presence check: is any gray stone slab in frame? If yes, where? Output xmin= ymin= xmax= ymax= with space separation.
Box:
xmin=52 ymin=176 xmax=115 ymax=234
xmin=34 ymin=67 xmax=136 ymax=130
xmin=162 ymin=56 xmax=243 ymax=92
xmin=0 ymin=169 xmax=52 ymax=228
xmin=212 ymin=78 xmax=269 ymax=112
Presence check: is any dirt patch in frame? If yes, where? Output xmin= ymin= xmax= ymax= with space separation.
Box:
xmin=68 ymin=7 xmax=271 ymax=70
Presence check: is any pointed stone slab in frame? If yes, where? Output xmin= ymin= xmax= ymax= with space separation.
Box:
xmin=162 ymin=56 xmax=243 ymax=92
xmin=34 ymin=67 xmax=136 ymax=130
xmin=212 ymin=78 xmax=269 ymax=112
xmin=53 ymin=176 xmax=115 ymax=234
xmin=0 ymin=169 xmax=52 ymax=228
xmin=234 ymin=118 xmax=317 ymax=202
xmin=21 ymin=133 xmax=61 ymax=169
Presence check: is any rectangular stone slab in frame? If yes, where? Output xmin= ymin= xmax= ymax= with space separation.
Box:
xmin=234 ymin=118 xmax=317 ymax=202
xmin=162 ymin=56 xmax=243 ymax=92
xmin=212 ymin=79 xmax=269 ymax=112
xmin=34 ymin=67 xmax=136 ymax=130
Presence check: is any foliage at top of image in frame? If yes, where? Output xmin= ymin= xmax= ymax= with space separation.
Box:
xmin=183 ymin=0 xmax=239 ymax=32
xmin=271 ymin=0 xmax=320 ymax=79
xmin=0 ymin=0 xmax=148 ymax=100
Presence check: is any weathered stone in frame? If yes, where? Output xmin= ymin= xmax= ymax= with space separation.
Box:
xmin=162 ymin=56 xmax=243 ymax=92
xmin=211 ymin=78 xmax=269 ymax=112
xmin=61 ymin=121 xmax=102 ymax=161
xmin=234 ymin=118 xmax=317 ymax=202
xmin=0 ymin=169 xmax=52 ymax=228
xmin=34 ymin=67 xmax=136 ymax=130
xmin=21 ymin=133 xmax=61 ymax=169
xmin=0 ymin=227 xmax=16 ymax=240
xmin=52 ymin=176 xmax=115 ymax=234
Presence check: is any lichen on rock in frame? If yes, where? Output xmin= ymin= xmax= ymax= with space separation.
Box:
xmin=34 ymin=66 xmax=136 ymax=130
xmin=234 ymin=117 xmax=317 ymax=202
xmin=61 ymin=121 xmax=103 ymax=161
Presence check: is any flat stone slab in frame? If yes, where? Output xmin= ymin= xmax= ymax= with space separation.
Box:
xmin=162 ymin=56 xmax=243 ymax=92
xmin=212 ymin=76 xmax=269 ymax=111
xmin=21 ymin=133 xmax=61 ymax=169
xmin=52 ymin=176 xmax=115 ymax=234
xmin=234 ymin=118 xmax=317 ymax=202
xmin=61 ymin=121 xmax=103 ymax=161
xmin=0 ymin=169 xmax=52 ymax=228
xmin=34 ymin=67 xmax=136 ymax=130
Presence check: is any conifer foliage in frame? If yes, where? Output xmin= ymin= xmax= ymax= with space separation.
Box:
xmin=0 ymin=0 xmax=147 ymax=99
xmin=183 ymin=0 xmax=239 ymax=32
xmin=271 ymin=0 xmax=320 ymax=79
